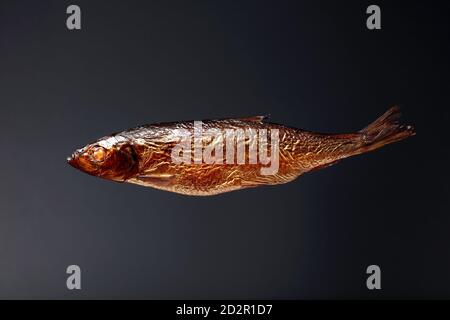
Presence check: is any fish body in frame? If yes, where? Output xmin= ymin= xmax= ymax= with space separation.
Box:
xmin=68 ymin=107 xmax=414 ymax=196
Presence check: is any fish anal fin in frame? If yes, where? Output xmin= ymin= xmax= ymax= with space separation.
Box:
xmin=309 ymin=160 xmax=340 ymax=173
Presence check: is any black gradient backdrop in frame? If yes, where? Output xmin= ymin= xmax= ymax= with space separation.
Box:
xmin=0 ymin=0 xmax=449 ymax=299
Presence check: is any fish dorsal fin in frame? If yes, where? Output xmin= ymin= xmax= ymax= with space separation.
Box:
xmin=238 ymin=115 xmax=270 ymax=123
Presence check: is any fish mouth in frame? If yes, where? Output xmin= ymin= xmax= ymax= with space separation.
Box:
xmin=67 ymin=152 xmax=79 ymax=168
xmin=66 ymin=150 xmax=97 ymax=175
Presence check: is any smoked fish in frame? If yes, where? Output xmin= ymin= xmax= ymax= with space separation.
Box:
xmin=67 ymin=106 xmax=414 ymax=195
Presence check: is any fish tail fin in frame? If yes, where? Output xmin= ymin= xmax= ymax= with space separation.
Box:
xmin=355 ymin=106 xmax=415 ymax=154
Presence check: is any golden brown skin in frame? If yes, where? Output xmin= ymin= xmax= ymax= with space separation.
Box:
xmin=67 ymin=107 xmax=414 ymax=196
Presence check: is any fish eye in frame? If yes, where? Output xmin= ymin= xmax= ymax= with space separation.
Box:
xmin=91 ymin=146 xmax=107 ymax=162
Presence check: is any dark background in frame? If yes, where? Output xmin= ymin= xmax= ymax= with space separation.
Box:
xmin=0 ymin=0 xmax=448 ymax=299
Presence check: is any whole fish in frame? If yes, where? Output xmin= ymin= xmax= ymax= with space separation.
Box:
xmin=67 ymin=106 xmax=414 ymax=196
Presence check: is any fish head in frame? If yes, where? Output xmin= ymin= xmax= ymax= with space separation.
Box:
xmin=67 ymin=135 xmax=138 ymax=181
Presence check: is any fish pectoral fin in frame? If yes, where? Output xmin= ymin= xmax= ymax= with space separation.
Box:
xmin=238 ymin=115 xmax=270 ymax=123
xmin=136 ymin=173 xmax=175 ymax=186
